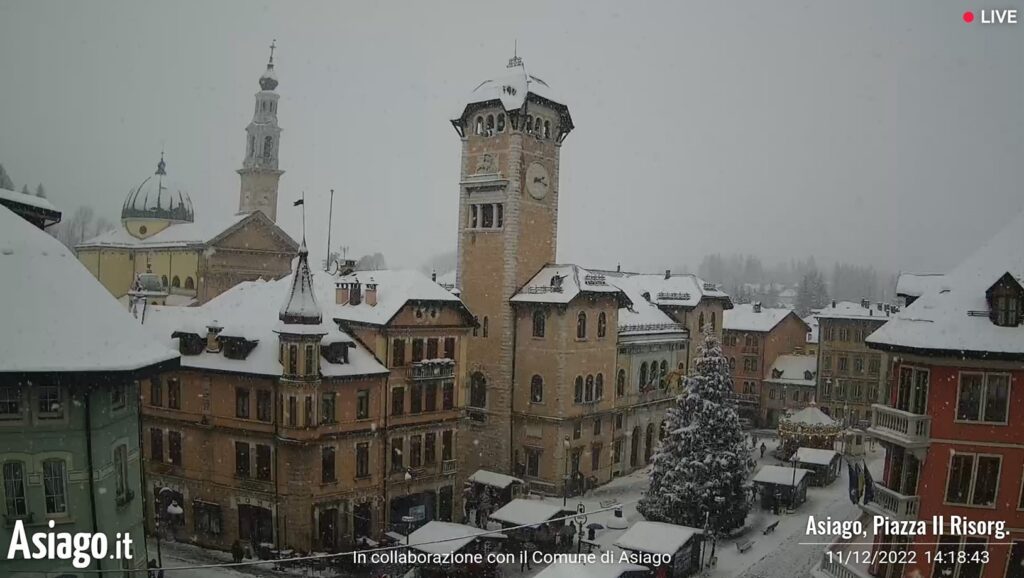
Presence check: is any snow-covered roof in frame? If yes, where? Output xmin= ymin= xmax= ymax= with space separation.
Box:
xmin=614 ymin=521 xmax=702 ymax=555
xmin=77 ymin=212 xmax=253 ymax=249
xmin=781 ymin=404 xmax=836 ymax=427
xmin=534 ymin=563 xmax=649 ymax=578
xmin=333 ymin=269 xmax=468 ymax=326
xmin=752 ymin=465 xmax=813 ymax=486
xmin=120 ymin=156 xmax=194 ymax=223
xmin=406 ymin=521 xmax=487 ymax=555
xmin=0 ymin=205 xmax=178 ymax=373
xmin=456 ymin=59 xmax=564 ymax=119
xmin=434 ymin=270 xmax=459 ymax=295
xmin=605 ymin=270 xmax=730 ymax=309
xmin=0 ymin=187 xmax=59 ymax=213
xmin=868 ymin=211 xmax=1024 ymax=357
xmin=603 ymin=273 xmax=684 ymax=335
xmin=489 ymin=499 xmax=569 ymax=527
xmin=895 ymin=273 xmax=946 ymax=298
xmin=815 ymin=300 xmax=895 ymax=321
xmin=468 ymin=469 xmax=525 ymax=490
xmin=803 ymin=315 xmax=819 ymax=344
xmin=511 ymin=264 xmax=628 ymax=306
xmin=794 ymin=447 xmax=839 ymax=466
xmin=723 ymin=303 xmax=800 ymax=333
xmin=140 ymin=268 xmax=387 ymax=379
xmin=278 ymin=242 xmax=322 ymax=325
xmin=764 ymin=354 xmax=817 ymax=386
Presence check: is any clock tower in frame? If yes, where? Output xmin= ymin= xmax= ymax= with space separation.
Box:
xmin=238 ymin=41 xmax=284 ymax=223
xmin=452 ymin=55 xmax=574 ymax=475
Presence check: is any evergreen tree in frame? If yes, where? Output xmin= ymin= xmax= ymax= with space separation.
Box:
xmin=0 ymin=164 xmax=13 ymax=190
xmin=35 ymin=183 xmax=46 ymax=198
xmin=795 ymin=268 xmax=830 ymax=316
xmin=638 ymin=326 xmax=750 ymax=532
xmin=20 ymin=184 xmax=30 ymax=195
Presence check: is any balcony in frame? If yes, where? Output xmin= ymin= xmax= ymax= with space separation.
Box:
xmin=411 ymin=361 xmax=455 ymax=381
xmin=861 ymin=484 xmax=920 ymax=522
xmin=442 ymin=460 xmax=457 ymax=475
xmin=867 ymin=404 xmax=930 ymax=450
xmin=729 ymin=392 xmax=759 ymax=406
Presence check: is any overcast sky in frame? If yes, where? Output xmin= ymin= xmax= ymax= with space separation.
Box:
xmin=1 ymin=1 xmax=1021 ymax=276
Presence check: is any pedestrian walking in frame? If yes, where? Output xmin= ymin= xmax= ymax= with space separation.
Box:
xmin=760 ymin=442 xmax=767 ymax=459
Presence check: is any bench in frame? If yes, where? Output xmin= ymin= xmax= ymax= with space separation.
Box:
xmin=763 ymin=521 xmax=779 ymax=535
xmin=737 ymin=539 xmax=755 ymax=553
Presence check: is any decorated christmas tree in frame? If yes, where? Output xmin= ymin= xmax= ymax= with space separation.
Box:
xmin=638 ymin=325 xmax=750 ymax=532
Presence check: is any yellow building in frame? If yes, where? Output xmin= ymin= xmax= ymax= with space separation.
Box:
xmin=77 ymin=47 xmax=296 ymax=304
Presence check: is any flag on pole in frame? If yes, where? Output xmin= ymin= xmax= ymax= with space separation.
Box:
xmin=862 ymin=462 xmax=875 ymax=504
xmin=847 ymin=462 xmax=859 ymax=504
xmin=293 ymin=198 xmax=304 ymax=206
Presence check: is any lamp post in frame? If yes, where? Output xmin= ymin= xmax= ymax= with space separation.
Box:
xmin=790 ymin=454 xmax=799 ymax=510
xmin=562 ymin=436 xmax=570 ymax=507
xmin=402 ymin=470 xmax=414 ymax=545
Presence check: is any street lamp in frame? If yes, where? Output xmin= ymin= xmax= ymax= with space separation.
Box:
xmin=402 ymin=470 xmax=414 ymax=545
xmin=790 ymin=453 xmax=799 ymax=511
xmin=562 ymin=436 xmax=571 ymax=507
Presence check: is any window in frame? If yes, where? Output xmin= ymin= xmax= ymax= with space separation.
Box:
xmin=287 ymin=396 xmax=297 ymax=427
xmin=287 ymin=344 xmax=297 ymax=375
xmin=838 ymin=356 xmax=848 ymax=372
xmin=932 ymin=535 xmax=988 ymax=578
xmin=235 ymin=388 xmax=250 ymax=419
xmin=410 ymin=383 xmax=423 ymax=414
xmin=392 ymin=339 xmax=405 ymax=366
xmin=614 ymin=440 xmax=623 ymax=463
xmin=168 ymin=432 xmax=182 ymax=466
xmin=469 ymin=373 xmax=486 ymax=408
xmin=698 ymin=313 xmax=705 ymax=331
xmin=442 ymin=382 xmax=454 ymax=410
xmin=443 ymin=337 xmax=455 ymax=359
xmin=475 ymin=116 xmax=483 ymax=135
xmin=617 ymin=370 xmax=626 ymax=397
xmin=195 ymin=502 xmax=223 ymax=536
xmin=151 ymin=428 xmax=164 ymax=461
xmin=769 ymin=388 xmax=776 ymax=400
xmin=530 ymin=375 xmax=543 ymax=403
xmin=496 ymin=204 xmax=504 ymax=227
xmin=497 ymin=113 xmax=506 ymax=131
xmin=658 ymin=361 xmax=668 ymax=389
xmin=822 ymin=355 xmax=832 ymax=371
xmin=0 ymin=386 xmax=21 ymax=418
xmin=425 ymin=433 xmax=436 ymax=464
xmin=167 ymin=379 xmax=180 ymax=410
xmin=470 ymin=205 xmax=478 ymax=228
xmin=235 ymin=442 xmax=250 ymax=477
xmin=38 ymin=386 xmax=63 ymax=418
xmin=532 ymin=310 xmax=545 ymax=337
xmin=595 ymin=374 xmax=604 ymax=399
xmin=591 ymin=444 xmax=602 ymax=471
xmin=486 ymin=114 xmax=494 ymax=131
xmin=391 ymin=438 xmax=404 ymax=472
xmin=597 ymin=312 xmax=607 ymax=337
xmin=410 ymin=435 xmax=422 ymax=468
xmin=305 ymin=344 xmax=316 ymax=375
xmin=956 ymin=372 xmax=1010 ymax=423
xmin=391 ymin=387 xmax=405 ymax=415
xmin=711 ymin=312 xmax=716 ymax=331
xmin=482 ymin=316 xmax=489 ymax=337
xmin=321 ymin=393 xmax=336 ymax=424
xmin=896 ymin=366 xmax=930 ymax=414
xmin=42 ymin=460 xmax=67 ymax=514
xmin=172 ymin=276 xmax=180 ymax=288
xmin=426 ymin=338 xmax=439 ymax=359
xmin=184 ymin=276 xmax=195 ymax=290
xmin=481 ymin=204 xmax=494 ymax=228
xmin=853 ymin=357 xmax=864 ymax=374
xmin=639 ymin=363 xmax=648 ymax=390
xmin=322 ymin=446 xmax=336 ymax=483
xmin=263 ymin=136 xmax=273 ymax=159
xmin=573 ymin=422 xmax=582 ymax=439
xmin=356 ymin=443 xmax=370 ymax=478
xmin=3 ymin=462 xmax=27 ymax=517
xmin=357 ymin=389 xmax=370 ymax=419
xmin=615 ymin=413 xmax=623 ymax=430
xmin=729 ymin=357 xmax=736 ymax=370
xmin=585 ymin=375 xmax=594 ymax=402
xmin=425 ymin=382 xmax=437 ymax=412
xmin=256 ymin=444 xmax=271 ymax=481
xmin=526 ymin=449 xmax=540 ymax=477
xmin=868 ymin=357 xmax=880 ymax=375
xmin=442 ymin=430 xmax=453 ymax=461
xmin=990 ymin=280 xmax=1022 ymax=327
xmin=576 ymin=311 xmax=587 ymax=339
xmin=593 ymin=418 xmax=602 ymax=436
xmin=574 ymin=376 xmax=583 ymax=403
xmin=257 ymin=390 xmax=272 ymax=422
xmin=305 ymin=396 xmax=314 ymax=426
xmin=945 ymin=453 xmax=1001 ymax=506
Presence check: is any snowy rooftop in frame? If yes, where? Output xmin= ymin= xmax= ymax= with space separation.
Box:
xmin=511 ymin=264 xmax=628 ymax=306
xmin=333 ymin=269 xmax=468 ymax=326
xmin=279 ymin=242 xmax=322 ymax=325
xmin=781 ymin=404 xmax=836 ymax=427
xmin=764 ymin=354 xmax=817 ymax=386
xmin=434 ymin=270 xmax=459 ymax=295
xmin=603 ymin=273 xmax=685 ymax=334
xmin=534 ymin=562 xmax=649 ymax=578
xmin=77 ymin=211 xmax=254 ymax=249
xmin=723 ymin=303 xmax=800 ymax=333
xmin=489 ymin=499 xmax=570 ymax=527
xmin=804 ymin=314 xmax=819 ymax=344
xmin=468 ymin=469 xmax=525 ymax=490
xmin=140 ymin=270 xmax=387 ymax=379
xmin=0 ymin=186 xmax=59 ymax=213
xmin=456 ymin=59 xmax=564 ymax=119
xmin=614 ymin=521 xmax=702 ymax=555
xmin=794 ymin=447 xmax=839 ymax=466
xmin=815 ymin=300 xmax=895 ymax=321
xmin=868 ymin=211 xmax=1024 ymax=357
xmin=0 ymin=205 xmax=178 ymax=373
xmin=406 ymin=521 xmax=489 ymax=555
xmin=602 ymin=270 xmax=730 ymax=309
xmin=895 ymin=273 xmax=946 ymax=298
xmin=752 ymin=465 xmax=813 ymax=486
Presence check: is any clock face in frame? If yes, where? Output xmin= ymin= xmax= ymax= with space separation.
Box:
xmin=525 ymin=162 xmax=550 ymax=200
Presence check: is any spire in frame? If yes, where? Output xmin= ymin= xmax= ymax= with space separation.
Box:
xmin=279 ymin=240 xmax=322 ymax=325
xmin=507 ymin=40 xmax=523 ymax=69
xmin=155 ymin=151 xmax=166 ymax=175
xmin=260 ymin=39 xmax=279 ymax=91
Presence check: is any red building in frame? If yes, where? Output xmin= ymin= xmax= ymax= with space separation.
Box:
xmin=858 ymin=212 xmax=1024 ymax=578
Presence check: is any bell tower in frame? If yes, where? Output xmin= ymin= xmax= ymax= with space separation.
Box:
xmin=238 ymin=40 xmax=284 ymax=222
xmin=452 ymin=54 xmax=574 ymax=474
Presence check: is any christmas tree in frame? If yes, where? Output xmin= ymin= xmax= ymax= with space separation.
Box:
xmin=638 ymin=325 xmax=750 ymax=532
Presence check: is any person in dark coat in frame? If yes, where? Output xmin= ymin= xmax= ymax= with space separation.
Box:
xmin=231 ymin=540 xmax=245 ymax=563
xmin=760 ymin=442 xmax=767 ymax=459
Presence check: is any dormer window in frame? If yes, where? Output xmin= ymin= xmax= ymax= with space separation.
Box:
xmin=986 ymin=272 xmax=1023 ymax=327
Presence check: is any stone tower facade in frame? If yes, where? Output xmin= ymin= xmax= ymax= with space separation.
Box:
xmin=238 ymin=41 xmax=284 ymax=223
xmin=452 ymin=56 xmax=574 ymax=475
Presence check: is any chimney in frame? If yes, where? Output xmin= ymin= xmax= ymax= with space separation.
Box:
xmin=206 ymin=322 xmax=223 ymax=353
xmin=616 ymin=263 xmax=621 ymax=273
xmin=664 ymin=269 xmax=671 ymax=280
xmin=365 ymin=281 xmax=378 ymax=307
xmin=860 ymin=299 xmax=870 ymax=309
xmin=753 ymin=302 xmax=762 ymax=313
xmin=335 ymin=282 xmax=350 ymax=305
xmin=831 ymin=300 xmax=837 ymax=308
xmin=876 ymin=302 xmax=883 ymax=311
xmin=431 ymin=271 xmax=437 ymax=282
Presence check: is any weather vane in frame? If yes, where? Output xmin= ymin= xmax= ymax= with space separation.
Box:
xmin=269 ymin=39 xmax=276 ymax=64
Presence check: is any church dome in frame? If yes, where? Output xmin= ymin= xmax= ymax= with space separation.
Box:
xmin=121 ymin=155 xmax=195 ymax=223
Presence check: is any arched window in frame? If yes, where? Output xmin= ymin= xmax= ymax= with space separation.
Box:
xmin=526 ymin=115 xmax=533 ymax=133
xmin=698 ymin=313 xmax=705 ymax=332
xmin=530 ymin=375 xmax=543 ymax=403
xmin=497 ymin=113 xmax=506 ymax=132
xmin=482 ymin=316 xmax=489 ymax=338
xmin=248 ymin=136 xmax=255 ymax=157
xmin=595 ymin=373 xmax=604 ymax=400
xmin=543 ymin=120 xmax=551 ymax=138
xmin=534 ymin=117 xmax=543 ymax=133
xmin=574 ymin=376 xmax=583 ymax=404
xmin=171 ymin=276 xmax=180 ymax=288
xmin=597 ymin=312 xmax=607 ymax=338
xmin=711 ymin=312 xmax=717 ymax=332
xmin=532 ymin=310 xmax=545 ymax=338
xmin=469 ymin=373 xmax=487 ymax=408
xmin=659 ymin=360 xmax=668 ymax=389
xmin=729 ymin=357 xmax=736 ymax=370
xmin=486 ymin=114 xmax=495 ymax=132
xmin=585 ymin=375 xmax=594 ymax=402
xmin=475 ymin=116 xmax=483 ymax=135
xmin=617 ymin=369 xmax=626 ymax=397
xmin=639 ymin=362 xmax=648 ymax=390
xmin=472 ymin=316 xmax=479 ymax=337
xmin=184 ymin=277 xmax=195 ymax=290
xmin=576 ymin=312 xmax=587 ymax=339
xmin=161 ymin=275 xmax=168 ymax=287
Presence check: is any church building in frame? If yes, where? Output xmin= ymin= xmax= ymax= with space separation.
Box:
xmin=76 ymin=43 xmax=297 ymax=305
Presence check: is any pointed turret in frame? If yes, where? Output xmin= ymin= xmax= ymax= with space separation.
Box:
xmin=279 ymin=240 xmax=321 ymax=325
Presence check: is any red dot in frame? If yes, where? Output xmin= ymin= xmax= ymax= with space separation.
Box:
xmin=963 ymin=10 xmax=974 ymax=22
